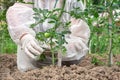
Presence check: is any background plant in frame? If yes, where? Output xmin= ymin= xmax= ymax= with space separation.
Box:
xmin=0 ymin=0 xmax=17 ymax=53
xmin=85 ymin=0 xmax=120 ymax=66
xmin=68 ymin=0 xmax=120 ymax=66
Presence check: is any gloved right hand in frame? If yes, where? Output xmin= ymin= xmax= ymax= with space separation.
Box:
xmin=20 ymin=34 xmax=44 ymax=60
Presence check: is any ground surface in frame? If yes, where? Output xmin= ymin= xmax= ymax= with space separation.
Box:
xmin=0 ymin=54 xmax=120 ymax=80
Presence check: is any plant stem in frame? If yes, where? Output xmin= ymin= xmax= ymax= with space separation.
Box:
xmin=50 ymin=0 xmax=66 ymax=65
xmin=58 ymin=50 xmax=62 ymax=67
xmin=84 ymin=0 xmax=86 ymax=9
xmin=50 ymin=37 xmax=55 ymax=65
xmin=54 ymin=0 xmax=58 ymax=8
xmin=57 ymin=0 xmax=66 ymax=67
xmin=108 ymin=16 xmax=113 ymax=67
xmin=53 ymin=0 xmax=66 ymax=30
xmin=51 ymin=50 xmax=55 ymax=65
xmin=58 ymin=0 xmax=66 ymax=20
xmin=108 ymin=2 xmax=113 ymax=66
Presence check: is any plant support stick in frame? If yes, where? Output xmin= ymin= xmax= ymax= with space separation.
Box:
xmin=108 ymin=16 xmax=113 ymax=67
xmin=58 ymin=50 xmax=62 ymax=67
xmin=56 ymin=0 xmax=66 ymax=67
xmin=108 ymin=0 xmax=114 ymax=66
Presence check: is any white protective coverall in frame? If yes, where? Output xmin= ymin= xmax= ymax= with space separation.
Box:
xmin=6 ymin=0 xmax=90 ymax=72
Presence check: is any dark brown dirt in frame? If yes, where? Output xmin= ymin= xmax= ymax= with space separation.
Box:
xmin=0 ymin=54 xmax=120 ymax=80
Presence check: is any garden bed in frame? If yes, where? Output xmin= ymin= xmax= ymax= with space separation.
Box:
xmin=0 ymin=54 xmax=120 ymax=80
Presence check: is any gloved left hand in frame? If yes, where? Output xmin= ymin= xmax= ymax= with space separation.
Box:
xmin=61 ymin=36 xmax=88 ymax=61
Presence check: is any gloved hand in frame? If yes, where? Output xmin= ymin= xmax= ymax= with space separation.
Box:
xmin=20 ymin=34 xmax=44 ymax=60
xmin=61 ymin=36 xmax=88 ymax=61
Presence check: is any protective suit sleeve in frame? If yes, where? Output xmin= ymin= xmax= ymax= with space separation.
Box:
xmin=6 ymin=3 xmax=35 ymax=45
xmin=62 ymin=18 xmax=90 ymax=61
xmin=70 ymin=18 xmax=90 ymax=44
xmin=69 ymin=0 xmax=90 ymax=44
xmin=62 ymin=0 xmax=90 ymax=61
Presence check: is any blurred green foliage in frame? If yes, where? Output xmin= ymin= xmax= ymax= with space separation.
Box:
xmin=0 ymin=0 xmax=17 ymax=53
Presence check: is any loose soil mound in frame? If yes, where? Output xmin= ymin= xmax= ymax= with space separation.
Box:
xmin=0 ymin=54 xmax=120 ymax=80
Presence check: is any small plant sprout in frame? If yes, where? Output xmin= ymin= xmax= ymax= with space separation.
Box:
xmin=115 ymin=61 xmax=120 ymax=67
xmin=91 ymin=56 xmax=105 ymax=66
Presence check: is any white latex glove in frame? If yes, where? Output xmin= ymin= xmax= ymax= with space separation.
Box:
xmin=66 ymin=38 xmax=87 ymax=55
xmin=21 ymin=34 xmax=44 ymax=60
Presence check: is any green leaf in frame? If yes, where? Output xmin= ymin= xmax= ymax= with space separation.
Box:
xmin=48 ymin=20 xmax=56 ymax=23
xmin=33 ymin=17 xmax=40 ymax=21
xmin=33 ymin=8 xmax=39 ymax=12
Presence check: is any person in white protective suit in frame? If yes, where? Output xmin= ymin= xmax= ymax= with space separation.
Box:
xmin=6 ymin=0 xmax=90 ymax=72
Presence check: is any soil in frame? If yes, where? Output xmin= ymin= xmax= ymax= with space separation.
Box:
xmin=0 ymin=54 xmax=120 ymax=80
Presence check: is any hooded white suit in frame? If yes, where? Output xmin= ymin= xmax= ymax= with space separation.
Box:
xmin=6 ymin=0 xmax=90 ymax=72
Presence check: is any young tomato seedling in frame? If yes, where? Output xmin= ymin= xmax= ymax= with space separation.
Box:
xmin=31 ymin=0 xmax=70 ymax=66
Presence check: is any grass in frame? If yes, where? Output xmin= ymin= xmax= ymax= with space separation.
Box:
xmin=0 ymin=38 xmax=17 ymax=54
